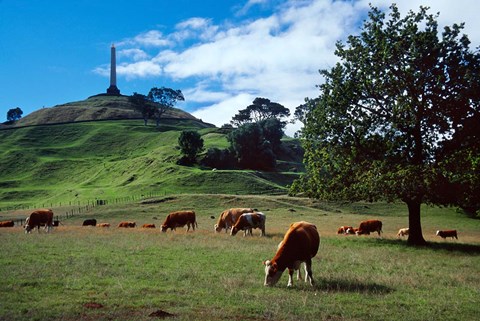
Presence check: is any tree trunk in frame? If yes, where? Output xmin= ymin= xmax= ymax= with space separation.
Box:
xmin=406 ymin=199 xmax=427 ymax=246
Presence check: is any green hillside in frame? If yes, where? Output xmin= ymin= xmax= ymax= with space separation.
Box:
xmin=0 ymin=118 xmax=303 ymax=208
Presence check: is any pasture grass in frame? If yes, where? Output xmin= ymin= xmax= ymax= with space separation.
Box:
xmin=1 ymin=194 xmax=479 ymax=320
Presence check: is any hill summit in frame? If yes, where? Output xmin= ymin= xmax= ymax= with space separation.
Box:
xmin=2 ymin=95 xmax=200 ymax=128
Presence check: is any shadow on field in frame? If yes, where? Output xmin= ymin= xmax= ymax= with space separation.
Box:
xmin=316 ymin=278 xmax=393 ymax=294
xmin=359 ymin=238 xmax=480 ymax=254
xmin=428 ymin=242 xmax=480 ymax=254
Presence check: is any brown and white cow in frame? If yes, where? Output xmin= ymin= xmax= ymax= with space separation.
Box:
xmin=214 ymin=208 xmax=254 ymax=233
xmin=231 ymin=212 xmax=266 ymax=237
xmin=25 ymin=209 xmax=54 ymax=233
xmin=118 ymin=221 xmax=136 ymax=228
xmin=263 ymin=221 xmax=320 ymax=287
xmin=142 ymin=223 xmax=156 ymax=228
xmin=355 ymin=219 xmax=383 ymax=236
xmin=97 ymin=223 xmax=110 ymax=227
xmin=337 ymin=226 xmax=354 ymax=234
xmin=436 ymin=230 xmax=458 ymax=239
xmin=161 ymin=210 xmax=197 ymax=232
xmin=0 ymin=220 xmax=15 ymax=227
xmin=397 ymin=227 xmax=409 ymax=238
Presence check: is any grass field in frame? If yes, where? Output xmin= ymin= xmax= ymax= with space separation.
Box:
xmin=1 ymin=194 xmax=479 ymax=320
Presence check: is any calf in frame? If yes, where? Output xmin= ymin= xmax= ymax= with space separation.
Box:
xmin=337 ymin=226 xmax=354 ymax=234
xmin=97 ymin=223 xmax=110 ymax=227
xmin=231 ymin=212 xmax=266 ymax=236
xmin=142 ymin=224 xmax=156 ymax=228
xmin=82 ymin=219 xmax=97 ymax=226
xmin=0 ymin=220 xmax=15 ymax=227
xmin=264 ymin=221 xmax=320 ymax=287
xmin=118 ymin=221 xmax=136 ymax=228
xmin=436 ymin=230 xmax=458 ymax=240
xmin=161 ymin=210 xmax=197 ymax=232
xmin=397 ymin=228 xmax=409 ymax=238
xmin=356 ymin=220 xmax=382 ymax=236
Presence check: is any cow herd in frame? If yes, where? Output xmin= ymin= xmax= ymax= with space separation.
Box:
xmin=0 ymin=207 xmax=460 ymax=287
xmin=336 ymin=219 xmax=459 ymax=241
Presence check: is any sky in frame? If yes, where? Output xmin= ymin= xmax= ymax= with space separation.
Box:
xmin=1 ymin=0 xmax=479 ymax=136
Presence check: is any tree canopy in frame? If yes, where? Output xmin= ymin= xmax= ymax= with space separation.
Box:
xmin=291 ymin=5 xmax=480 ymax=245
xmin=231 ymin=97 xmax=290 ymax=127
xmin=6 ymin=107 xmax=23 ymax=122
xmin=148 ymin=87 xmax=185 ymax=127
xmin=178 ymin=130 xmax=204 ymax=164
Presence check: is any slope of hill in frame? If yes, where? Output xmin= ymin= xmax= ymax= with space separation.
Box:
xmin=0 ymin=118 xmax=303 ymax=208
xmin=1 ymin=95 xmax=199 ymax=128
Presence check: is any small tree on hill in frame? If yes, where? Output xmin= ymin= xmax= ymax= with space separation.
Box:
xmin=129 ymin=93 xmax=153 ymax=125
xmin=6 ymin=107 xmax=23 ymax=122
xmin=148 ymin=87 xmax=185 ymax=127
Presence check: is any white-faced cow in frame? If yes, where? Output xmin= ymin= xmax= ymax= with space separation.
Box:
xmin=264 ymin=221 xmax=320 ymax=287
xmin=214 ymin=208 xmax=254 ymax=233
xmin=436 ymin=230 xmax=458 ymax=239
xmin=25 ymin=209 xmax=54 ymax=233
xmin=355 ymin=219 xmax=383 ymax=236
xmin=231 ymin=212 xmax=266 ymax=237
xmin=161 ymin=210 xmax=197 ymax=232
xmin=397 ymin=228 xmax=409 ymax=238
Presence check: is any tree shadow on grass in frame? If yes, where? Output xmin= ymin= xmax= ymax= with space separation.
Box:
xmin=358 ymin=237 xmax=480 ymax=254
xmin=315 ymin=278 xmax=393 ymax=294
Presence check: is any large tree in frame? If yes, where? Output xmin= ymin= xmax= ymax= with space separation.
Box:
xmin=148 ymin=87 xmax=185 ymax=127
xmin=291 ymin=5 xmax=480 ymax=245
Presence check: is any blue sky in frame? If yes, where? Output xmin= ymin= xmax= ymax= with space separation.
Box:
xmin=1 ymin=0 xmax=479 ymax=135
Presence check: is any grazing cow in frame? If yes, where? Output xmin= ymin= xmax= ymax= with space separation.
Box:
xmin=161 ymin=211 xmax=197 ymax=232
xmin=231 ymin=212 xmax=266 ymax=236
xmin=214 ymin=208 xmax=254 ymax=233
xmin=436 ymin=230 xmax=458 ymax=240
xmin=142 ymin=223 xmax=156 ymax=228
xmin=25 ymin=209 xmax=54 ymax=233
xmin=82 ymin=219 xmax=97 ymax=226
xmin=356 ymin=220 xmax=383 ymax=236
xmin=0 ymin=220 xmax=15 ymax=227
xmin=337 ymin=226 xmax=354 ymax=234
xmin=263 ymin=221 xmax=320 ymax=287
xmin=397 ymin=228 xmax=409 ymax=238
xmin=118 ymin=221 xmax=136 ymax=228
xmin=97 ymin=223 xmax=110 ymax=227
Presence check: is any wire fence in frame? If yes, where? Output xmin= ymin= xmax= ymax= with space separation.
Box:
xmin=1 ymin=191 xmax=166 ymax=227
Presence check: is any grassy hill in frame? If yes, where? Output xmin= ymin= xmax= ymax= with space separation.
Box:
xmin=0 ymin=117 xmax=303 ymax=208
xmin=0 ymin=95 xmax=198 ymax=128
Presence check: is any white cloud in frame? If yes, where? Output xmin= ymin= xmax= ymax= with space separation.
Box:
xmin=96 ymin=0 xmax=479 ymax=136
xmin=117 ymin=61 xmax=162 ymax=79
xmin=118 ymin=48 xmax=149 ymax=61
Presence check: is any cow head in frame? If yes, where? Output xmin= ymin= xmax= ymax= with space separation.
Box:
xmin=435 ymin=230 xmax=440 ymax=236
xmin=230 ymin=226 xmax=239 ymax=236
xmin=214 ymin=224 xmax=222 ymax=233
xmin=263 ymin=260 xmax=283 ymax=286
xmin=161 ymin=225 xmax=168 ymax=232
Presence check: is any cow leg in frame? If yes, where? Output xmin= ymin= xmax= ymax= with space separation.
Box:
xmin=287 ymin=268 xmax=295 ymax=287
xmin=297 ymin=267 xmax=302 ymax=281
xmin=305 ymin=259 xmax=314 ymax=286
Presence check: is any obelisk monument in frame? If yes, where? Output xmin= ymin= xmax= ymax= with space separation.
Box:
xmin=106 ymin=44 xmax=120 ymax=95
